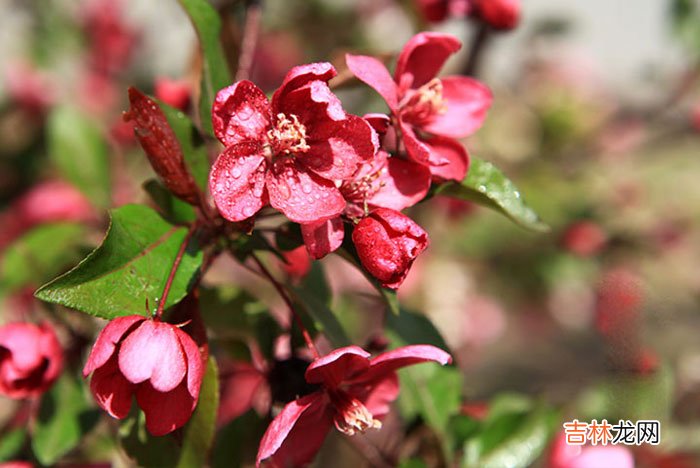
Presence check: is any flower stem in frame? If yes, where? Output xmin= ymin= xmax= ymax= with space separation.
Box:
xmin=156 ymin=224 xmax=198 ymax=319
xmin=250 ymin=252 xmax=320 ymax=359
xmin=235 ymin=0 xmax=263 ymax=82
xmin=463 ymin=23 xmax=490 ymax=77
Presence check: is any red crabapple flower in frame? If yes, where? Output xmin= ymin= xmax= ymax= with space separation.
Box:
xmin=346 ymin=32 xmax=492 ymax=181
xmin=209 ymin=63 xmax=378 ymax=224
xmin=83 ymin=315 xmax=205 ymax=436
xmin=415 ymin=0 xmax=471 ymax=23
xmin=0 ymin=322 xmax=63 ymax=399
xmin=256 ymin=345 xmax=451 ymax=467
xmin=472 ymin=0 xmax=521 ymax=31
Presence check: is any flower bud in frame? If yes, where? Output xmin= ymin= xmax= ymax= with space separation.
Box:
xmin=125 ymin=87 xmax=200 ymax=205
xmin=83 ymin=315 xmax=205 ymax=436
xmin=473 ymin=0 xmax=521 ymax=30
xmin=352 ymin=208 xmax=429 ymax=289
xmin=0 ymin=322 xmax=63 ymax=399
xmin=155 ymin=77 xmax=191 ymax=112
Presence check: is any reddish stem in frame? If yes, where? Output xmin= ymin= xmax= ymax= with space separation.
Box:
xmin=250 ymin=252 xmax=320 ymax=359
xmin=155 ymin=224 xmax=198 ymax=319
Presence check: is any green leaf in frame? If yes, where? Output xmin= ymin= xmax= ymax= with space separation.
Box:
xmin=463 ymin=395 xmax=557 ymax=468
xmin=386 ymin=308 xmax=449 ymax=350
xmin=291 ymin=262 xmax=350 ymax=347
xmin=211 ymin=411 xmax=266 ymax=468
xmin=0 ymin=428 xmax=26 ymax=462
xmin=143 ymin=179 xmax=196 ymax=224
xmin=32 ymin=373 xmax=100 ymax=465
xmin=35 ymin=204 xmax=203 ymax=319
xmin=177 ymin=357 xmax=219 ymax=468
xmin=119 ymin=409 xmax=180 ymax=468
xmin=178 ymin=0 xmax=230 ymax=135
xmin=1 ymin=223 xmax=86 ymax=291
xmin=159 ymin=102 xmax=210 ymax=191
xmin=47 ymin=106 xmax=110 ymax=207
xmin=437 ymin=158 xmax=548 ymax=232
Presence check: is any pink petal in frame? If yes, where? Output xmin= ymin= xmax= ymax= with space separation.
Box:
xmin=305 ymin=346 xmax=371 ymax=387
xmin=367 ymin=156 xmax=431 ymax=211
xmin=350 ymin=373 xmax=399 ymax=419
xmin=424 ymin=136 xmax=470 ymax=182
xmin=0 ymin=324 xmax=44 ymax=372
xmin=83 ymin=315 xmax=144 ymax=377
xmin=400 ymin=121 xmax=431 ymax=165
xmin=37 ymin=323 xmax=63 ymax=385
xmin=422 ymin=76 xmax=492 ymax=138
xmin=89 ymin=355 xmax=135 ymax=419
xmin=570 ymin=446 xmax=635 ymax=468
xmin=301 ymin=114 xmax=378 ymax=180
xmin=351 ymin=345 xmax=451 ymax=386
xmin=395 ymin=33 xmax=462 ymax=90
xmin=301 ymin=217 xmax=345 ymax=260
xmin=271 ymin=62 xmax=337 ymax=108
xmin=136 ymin=380 xmax=196 ymax=436
xmin=345 ymin=54 xmax=399 ymax=110
xmin=218 ymin=362 xmax=268 ymax=426
xmin=212 ymin=80 xmax=271 ymax=146
xmin=275 ymin=80 xmax=346 ymax=125
xmin=118 ymin=320 xmax=186 ymax=392
xmin=363 ymin=113 xmax=391 ymax=136
xmin=256 ymin=392 xmax=333 ymax=468
xmin=174 ymin=327 xmax=205 ymax=399
xmin=209 ymin=143 xmax=268 ymax=222
xmin=266 ymin=158 xmax=345 ymax=224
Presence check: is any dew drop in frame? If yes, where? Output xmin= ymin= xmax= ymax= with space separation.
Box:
xmin=230 ymin=168 xmax=242 ymax=179
xmin=302 ymin=184 xmax=312 ymax=194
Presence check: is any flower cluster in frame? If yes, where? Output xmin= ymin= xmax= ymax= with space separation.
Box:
xmin=211 ymin=32 xmax=491 ymax=289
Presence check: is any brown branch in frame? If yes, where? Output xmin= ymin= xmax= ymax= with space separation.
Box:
xmin=235 ymin=0 xmax=263 ymax=82
xmin=156 ymin=224 xmax=198 ymax=318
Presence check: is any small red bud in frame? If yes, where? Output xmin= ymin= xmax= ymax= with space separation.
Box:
xmin=125 ymin=87 xmax=200 ymax=205
xmin=473 ymin=0 xmax=521 ymax=30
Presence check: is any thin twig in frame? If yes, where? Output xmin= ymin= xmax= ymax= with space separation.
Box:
xmin=463 ymin=23 xmax=490 ymax=77
xmin=156 ymin=224 xmax=198 ymax=318
xmin=235 ymin=0 xmax=263 ymax=82
xmin=250 ymin=252 xmax=320 ymax=358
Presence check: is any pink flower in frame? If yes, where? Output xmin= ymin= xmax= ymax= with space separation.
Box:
xmin=210 ymin=63 xmax=378 ymax=224
xmin=155 ymin=77 xmax=191 ymax=112
xmin=0 ymin=323 xmax=63 ymax=399
xmin=256 ymin=345 xmax=451 ymax=467
xmin=83 ymin=0 xmax=138 ymax=75
xmin=16 ymin=181 xmax=94 ymax=226
xmin=346 ymin=32 xmax=492 ymax=181
xmin=4 ymin=62 xmax=56 ymax=115
xmin=352 ymin=208 xmax=429 ymax=289
xmin=549 ymin=431 xmax=634 ymax=468
xmin=279 ymin=246 xmax=312 ymax=281
xmin=218 ymin=360 xmax=270 ymax=427
xmin=472 ymin=0 xmax=521 ymax=30
xmin=83 ymin=316 xmax=205 ymax=436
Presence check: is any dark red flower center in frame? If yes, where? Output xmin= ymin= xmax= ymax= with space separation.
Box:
xmin=327 ymin=388 xmax=382 ymax=436
xmin=399 ymin=78 xmax=447 ymax=125
xmin=266 ymin=113 xmax=310 ymax=157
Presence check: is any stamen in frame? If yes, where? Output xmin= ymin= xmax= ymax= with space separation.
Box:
xmin=332 ymin=394 xmax=382 ymax=436
xmin=267 ymin=113 xmax=310 ymax=155
xmin=400 ymin=78 xmax=447 ymax=125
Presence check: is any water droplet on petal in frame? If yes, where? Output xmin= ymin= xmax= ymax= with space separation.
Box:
xmin=302 ymin=184 xmax=312 ymax=194
xmin=231 ymin=168 xmax=242 ymax=179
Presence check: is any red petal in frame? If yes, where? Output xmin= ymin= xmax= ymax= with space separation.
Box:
xmin=209 ymin=143 xmax=268 ymax=221
xmin=395 ymin=33 xmax=462 ymax=90
xmin=275 ymin=80 xmax=346 ymax=127
xmin=89 ymin=355 xmax=135 ymax=419
xmin=83 ymin=315 xmax=144 ymax=377
xmin=267 ymin=158 xmax=345 ymax=224
xmin=301 ymin=114 xmax=378 ymax=180
xmin=271 ymin=62 xmax=337 ymax=108
xmin=256 ymin=392 xmax=333 ymax=468
xmin=0 ymin=324 xmax=44 ymax=372
xmin=367 ymin=155 xmax=431 ymax=211
xmin=424 ymin=136 xmax=470 ymax=182
xmin=174 ymin=327 xmax=205 ymax=399
xmin=212 ymin=80 xmax=271 ymax=146
xmin=422 ymin=76 xmax=492 ymax=138
xmin=363 ymin=113 xmax=391 ymax=136
xmin=118 ymin=320 xmax=186 ymax=392
xmin=301 ymin=217 xmax=345 ymax=260
xmin=350 ymin=373 xmax=399 ymax=419
xmin=352 ymin=345 xmax=452 ymax=385
xmin=218 ymin=362 xmax=268 ymax=426
xmin=345 ymin=54 xmax=399 ymax=110
xmin=400 ymin=121 xmax=431 ymax=165
xmin=305 ymin=346 xmax=371 ymax=387
xmin=136 ymin=380 xmax=196 ymax=436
